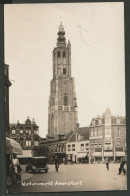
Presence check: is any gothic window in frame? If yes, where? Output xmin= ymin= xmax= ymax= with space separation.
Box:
xmin=63 ymin=51 xmax=66 ymax=58
xmin=57 ymin=51 xmax=61 ymax=64
xmin=57 ymin=51 xmax=60 ymax=57
xmin=64 ymin=93 xmax=68 ymax=105
xmin=51 ymin=115 xmax=54 ymax=133
xmin=63 ymin=51 xmax=66 ymax=64
xmin=63 ymin=68 xmax=66 ymax=75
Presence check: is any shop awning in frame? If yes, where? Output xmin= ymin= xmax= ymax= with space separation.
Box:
xmin=6 ymin=137 xmax=23 ymax=155
xmin=92 ymin=152 xmax=102 ymax=157
xmin=115 ymin=152 xmax=125 ymax=157
xmin=104 ymin=152 xmax=113 ymax=157
xmin=77 ymin=152 xmax=88 ymax=158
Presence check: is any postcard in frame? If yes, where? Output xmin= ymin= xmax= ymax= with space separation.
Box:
xmin=4 ymin=2 xmax=126 ymax=193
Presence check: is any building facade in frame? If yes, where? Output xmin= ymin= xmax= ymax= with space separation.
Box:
xmin=5 ymin=64 xmax=12 ymax=136
xmin=9 ymin=117 xmax=40 ymax=157
xmin=89 ymin=108 xmax=126 ymax=163
xmin=66 ymin=127 xmax=90 ymax=163
xmin=48 ymin=23 xmax=78 ymax=136
xmin=34 ymin=131 xmax=73 ymax=163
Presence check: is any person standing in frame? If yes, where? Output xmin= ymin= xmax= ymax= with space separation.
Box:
xmin=118 ymin=158 xmax=126 ymax=175
xmin=55 ymin=156 xmax=59 ymax=172
xmin=10 ymin=153 xmax=21 ymax=183
xmin=105 ymin=157 xmax=109 ymax=171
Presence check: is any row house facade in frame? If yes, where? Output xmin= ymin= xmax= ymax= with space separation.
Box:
xmin=89 ymin=108 xmax=126 ymax=163
xmin=66 ymin=127 xmax=90 ymax=163
xmin=33 ymin=131 xmax=73 ymax=163
xmin=33 ymin=108 xmax=126 ymax=164
xmin=9 ymin=117 xmax=40 ymax=157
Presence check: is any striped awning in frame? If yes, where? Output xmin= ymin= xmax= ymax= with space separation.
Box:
xmin=6 ymin=137 xmax=23 ymax=155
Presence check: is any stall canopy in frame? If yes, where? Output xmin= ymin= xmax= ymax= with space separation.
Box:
xmin=6 ymin=137 xmax=22 ymax=155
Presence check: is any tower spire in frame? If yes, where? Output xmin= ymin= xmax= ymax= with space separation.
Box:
xmin=57 ymin=22 xmax=66 ymax=46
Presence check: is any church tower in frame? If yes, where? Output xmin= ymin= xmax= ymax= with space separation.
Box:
xmin=48 ymin=23 xmax=78 ymax=136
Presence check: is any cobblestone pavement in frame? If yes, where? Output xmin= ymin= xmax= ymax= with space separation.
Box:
xmin=7 ymin=163 xmax=127 ymax=193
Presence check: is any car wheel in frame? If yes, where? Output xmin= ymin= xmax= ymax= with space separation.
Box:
xmin=26 ymin=167 xmax=28 ymax=172
xmin=45 ymin=169 xmax=48 ymax=173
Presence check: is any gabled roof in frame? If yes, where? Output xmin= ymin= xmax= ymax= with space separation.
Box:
xmin=68 ymin=127 xmax=89 ymax=142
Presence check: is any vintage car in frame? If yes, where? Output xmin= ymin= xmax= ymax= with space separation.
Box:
xmin=26 ymin=156 xmax=48 ymax=173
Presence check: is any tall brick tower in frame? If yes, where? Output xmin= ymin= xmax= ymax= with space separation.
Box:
xmin=48 ymin=22 xmax=78 ymax=136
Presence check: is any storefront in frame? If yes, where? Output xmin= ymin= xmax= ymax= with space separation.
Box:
xmin=115 ymin=151 xmax=125 ymax=162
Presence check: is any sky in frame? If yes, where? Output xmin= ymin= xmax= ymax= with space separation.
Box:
xmin=4 ymin=2 xmax=125 ymax=138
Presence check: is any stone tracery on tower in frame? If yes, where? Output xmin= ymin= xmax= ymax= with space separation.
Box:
xmin=48 ymin=23 xmax=78 ymax=136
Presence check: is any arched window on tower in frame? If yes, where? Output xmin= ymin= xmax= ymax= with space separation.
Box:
xmin=63 ymin=51 xmax=66 ymax=58
xmin=51 ymin=115 xmax=54 ymax=133
xmin=57 ymin=51 xmax=61 ymax=64
xmin=63 ymin=51 xmax=66 ymax=64
xmin=64 ymin=93 xmax=68 ymax=106
xmin=63 ymin=65 xmax=66 ymax=75
xmin=57 ymin=51 xmax=60 ymax=57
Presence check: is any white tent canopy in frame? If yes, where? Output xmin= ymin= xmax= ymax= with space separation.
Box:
xmin=6 ymin=137 xmax=22 ymax=155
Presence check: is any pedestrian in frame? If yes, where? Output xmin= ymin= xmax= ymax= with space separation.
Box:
xmin=118 ymin=158 xmax=126 ymax=175
xmin=64 ymin=157 xmax=67 ymax=165
xmin=10 ymin=153 xmax=22 ymax=183
xmin=55 ymin=156 xmax=59 ymax=172
xmin=105 ymin=157 xmax=109 ymax=171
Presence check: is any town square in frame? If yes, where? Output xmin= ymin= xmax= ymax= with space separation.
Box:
xmin=7 ymin=163 xmax=126 ymax=193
